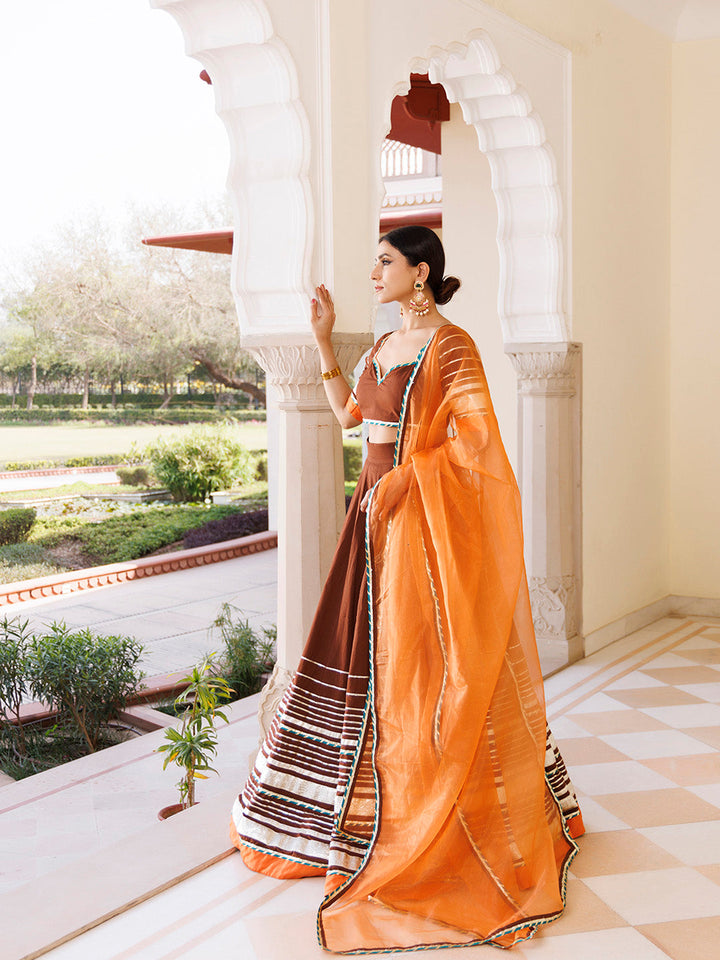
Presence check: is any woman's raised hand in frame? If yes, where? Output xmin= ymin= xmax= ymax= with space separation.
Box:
xmin=310 ymin=284 xmax=336 ymax=345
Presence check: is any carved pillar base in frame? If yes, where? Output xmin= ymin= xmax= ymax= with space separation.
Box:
xmin=254 ymin=663 xmax=293 ymax=755
xmin=244 ymin=332 xmax=372 ymax=738
xmin=506 ymin=343 xmax=583 ymax=666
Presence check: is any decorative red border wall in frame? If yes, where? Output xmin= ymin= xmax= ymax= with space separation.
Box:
xmin=0 ymin=464 xmax=119 ymax=481
xmin=0 ymin=531 xmax=277 ymax=606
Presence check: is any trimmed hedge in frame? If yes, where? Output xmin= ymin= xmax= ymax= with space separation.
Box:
xmin=115 ymin=465 xmax=153 ymax=487
xmin=65 ymin=455 xmax=122 ymax=468
xmin=2 ymin=460 xmax=56 ymax=472
xmin=0 ymin=508 xmax=37 ymax=546
xmin=68 ymin=504 xmax=241 ymax=564
xmin=183 ymin=508 xmax=269 ymax=549
xmin=0 ymin=392 xmax=254 ymax=408
xmin=0 ymin=408 xmax=266 ymax=425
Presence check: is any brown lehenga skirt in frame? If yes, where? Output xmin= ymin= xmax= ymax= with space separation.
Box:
xmin=231 ymin=441 xmax=396 ymax=881
xmin=230 ymin=440 xmax=583 ymax=886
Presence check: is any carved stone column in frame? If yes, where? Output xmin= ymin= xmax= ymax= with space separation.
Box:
xmin=244 ymin=332 xmax=372 ymax=740
xmin=505 ymin=343 xmax=583 ymax=668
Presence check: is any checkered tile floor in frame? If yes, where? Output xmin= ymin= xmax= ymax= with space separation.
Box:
xmin=37 ymin=616 xmax=720 ymax=959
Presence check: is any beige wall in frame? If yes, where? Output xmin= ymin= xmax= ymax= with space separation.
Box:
xmin=456 ymin=1 xmax=673 ymax=635
xmin=670 ymin=39 xmax=720 ymax=599
xmin=285 ymin=0 xmax=687 ymax=639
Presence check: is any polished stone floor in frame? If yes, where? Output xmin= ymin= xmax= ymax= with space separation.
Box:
xmin=3 ymin=613 xmax=717 ymax=960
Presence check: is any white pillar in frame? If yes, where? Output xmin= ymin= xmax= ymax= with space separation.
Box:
xmin=506 ymin=343 xmax=583 ymax=669
xmin=244 ymin=332 xmax=372 ymax=737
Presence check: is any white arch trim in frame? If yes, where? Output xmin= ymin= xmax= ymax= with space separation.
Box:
xmin=398 ymin=31 xmax=568 ymax=343
xmin=151 ymin=0 xmax=314 ymax=336
xmin=152 ymin=5 xmax=567 ymax=344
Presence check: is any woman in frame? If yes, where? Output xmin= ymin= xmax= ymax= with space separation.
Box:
xmin=231 ymin=226 xmax=584 ymax=953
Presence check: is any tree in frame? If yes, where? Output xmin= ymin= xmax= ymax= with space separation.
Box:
xmin=1 ymin=289 xmax=60 ymax=409
xmin=0 ymin=202 xmax=264 ymax=406
xmin=128 ymin=203 xmax=264 ymax=403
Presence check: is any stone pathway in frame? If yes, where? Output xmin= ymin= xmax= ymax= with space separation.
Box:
xmin=6 ymin=548 xmax=278 ymax=678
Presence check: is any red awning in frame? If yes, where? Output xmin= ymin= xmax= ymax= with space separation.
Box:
xmin=141 ymin=230 xmax=233 ymax=255
xmin=387 ymin=74 xmax=450 ymax=154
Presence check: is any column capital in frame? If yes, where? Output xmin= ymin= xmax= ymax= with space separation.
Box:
xmin=242 ymin=333 xmax=373 ymax=406
xmin=504 ymin=341 xmax=581 ymax=397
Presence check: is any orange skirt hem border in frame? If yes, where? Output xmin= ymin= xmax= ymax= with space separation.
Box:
xmin=230 ymin=819 xmax=327 ymax=880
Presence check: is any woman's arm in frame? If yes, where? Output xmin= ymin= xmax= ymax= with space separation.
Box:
xmin=311 ymin=284 xmax=359 ymax=429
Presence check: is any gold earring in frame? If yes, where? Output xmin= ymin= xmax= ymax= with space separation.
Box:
xmin=410 ymin=280 xmax=430 ymax=317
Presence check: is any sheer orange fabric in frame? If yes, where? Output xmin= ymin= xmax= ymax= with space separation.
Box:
xmin=318 ymin=326 xmax=578 ymax=952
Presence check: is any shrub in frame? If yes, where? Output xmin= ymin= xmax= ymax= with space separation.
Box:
xmin=120 ymin=442 xmax=146 ymax=466
xmin=183 ymin=508 xmax=269 ymax=549
xmin=64 ymin=454 xmax=122 ymax=468
xmin=115 ymin=465 xmax=153 ymax=487
xmin=147 ymin=425 xmax=254 ymax=501
xmin=71 ymin=504 xmax=240 ymax=564
xmin=211 ymin=604 xmax=276 ymax=699
xmin=343 ymin=441 xmax=363 ymax=482
xmin=0 ymin=616 xmax=32 ymax=754
xmin=252 ymin=451 xmax=268 ymax=482
xmin=0 ymin=409 xmax=266 ymax=426
xmin=157 ymin=655 xmax=231 ymax=808
xmin=3 ymin=460 xmax=55 ymax=472
xmin=0 ymin=508 xmax=37 ymax=546
xmin=27 ymin=622 xmax=144 ymax=752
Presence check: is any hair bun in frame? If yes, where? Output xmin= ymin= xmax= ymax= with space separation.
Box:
xmin=436 ymin=276 xmax=461 ymax=306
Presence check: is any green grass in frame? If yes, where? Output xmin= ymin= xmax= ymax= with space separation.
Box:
xmin=0 ymin=542 xmax=66 ymax=583
xmin=214 ymin=481 xmax=268 ymax=510
xmin=0 ymin=423 xmax=267 ymax=467
xmin=0 ymin=482 xmax=157 ymax=502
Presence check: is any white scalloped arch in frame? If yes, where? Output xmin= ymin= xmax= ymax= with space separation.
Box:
xmin=390 ymin=32 xmax=567 ymax=343
xmin=151 ymin=0 xmax=314 ymax=336
xmin=152 ymin=5 xmax=566 ymax=343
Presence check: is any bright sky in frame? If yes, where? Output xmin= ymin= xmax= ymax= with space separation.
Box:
xmin=0 ymin=0 xmax=229 ymax=285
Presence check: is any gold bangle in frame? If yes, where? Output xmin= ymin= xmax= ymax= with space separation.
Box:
xmin=321 ymin=366 xmax=341 ymax=381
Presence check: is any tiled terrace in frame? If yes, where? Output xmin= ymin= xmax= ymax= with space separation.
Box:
xmin=1 ymin=564 xmax=718 ymax=959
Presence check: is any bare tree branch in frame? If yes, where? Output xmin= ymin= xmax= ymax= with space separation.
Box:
xmin=190 ymin=352 xmax=265 ymax=402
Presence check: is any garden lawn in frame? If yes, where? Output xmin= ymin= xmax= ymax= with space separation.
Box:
xmin=0 ymin=483 xmax=145 ymax=502
xmin=33 ymin=504 xmax=250 ymax=565
xmin=0 ymin=482 xmax=269 ymax=583
xmin=0 ymin=422 xmax=267 ymax=467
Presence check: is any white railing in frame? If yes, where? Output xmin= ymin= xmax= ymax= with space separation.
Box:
xmin=381 ymin=140 xmax=424 ymax=178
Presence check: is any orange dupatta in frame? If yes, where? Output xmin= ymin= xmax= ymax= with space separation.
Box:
xmin=318 ymin=325 xmax=578 ymax=952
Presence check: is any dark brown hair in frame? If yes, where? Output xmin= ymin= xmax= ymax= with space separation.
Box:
xmin=380 ymin=225 xmax=461 ymax=305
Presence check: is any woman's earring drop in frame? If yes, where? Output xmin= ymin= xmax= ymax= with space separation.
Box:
xmin=410 ymin=280 xmax=430 ymax=317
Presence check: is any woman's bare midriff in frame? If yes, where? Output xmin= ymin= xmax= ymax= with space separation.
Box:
xmin=367 ymin=425 xmax=398 ymax=444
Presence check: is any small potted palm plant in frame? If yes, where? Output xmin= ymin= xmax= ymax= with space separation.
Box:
xmin=157 ymin=654 xmax=231 ymax=818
